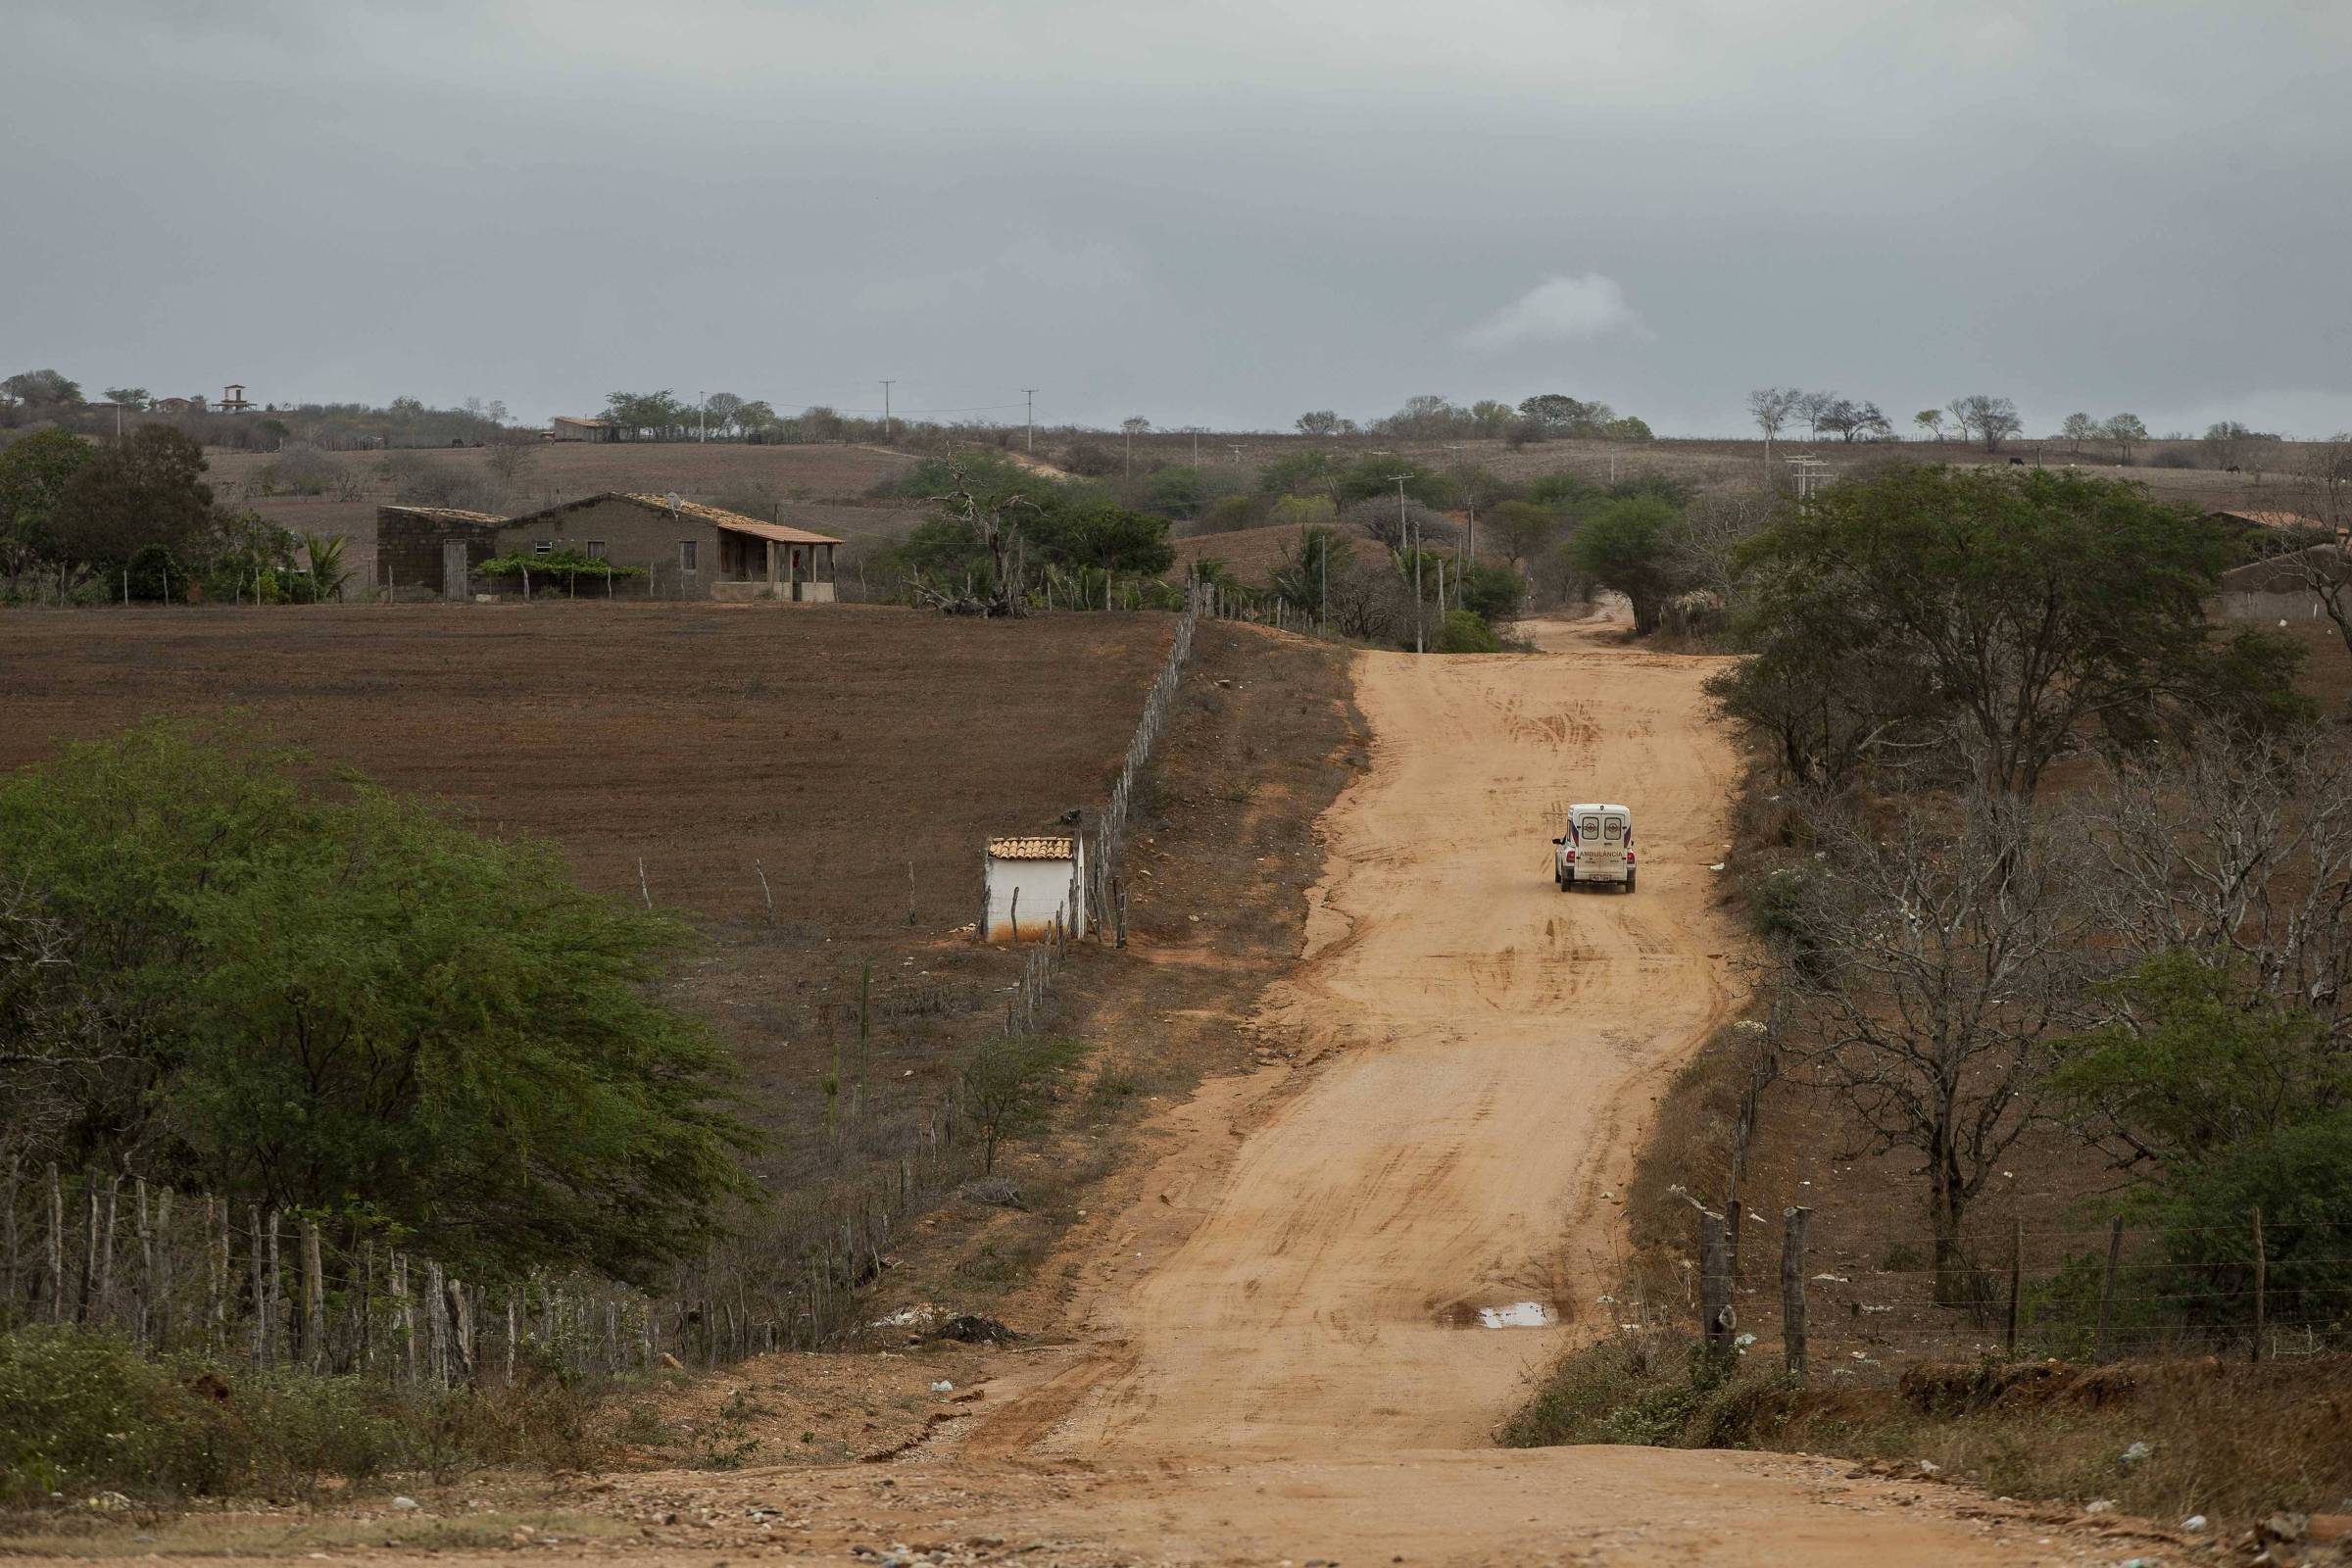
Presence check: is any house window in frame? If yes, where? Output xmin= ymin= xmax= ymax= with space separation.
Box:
xmin=679 ymin=540 xmax=698 ymax=572
xmin=532 ymin=540 xmax=553 ymax=557
xmin=586 ymin=540 xmax=606 ymax=560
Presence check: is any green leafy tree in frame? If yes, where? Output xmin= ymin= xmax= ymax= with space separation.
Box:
xmin=1256 ymin=449 xmax=1342 ymax=499
xmin=1267 ymin=494 xmax=1336 ymax=530
xmin=1457 ymin=561 xmax=1526 ymax=622
xmin=1431 ymin=609 xmax=1502 ymax=653
xmin=1732 ymin=466 xmax=2278 ymax=795
xmin=1518 ymin=393 xmax=1602 ymax=433
xmin=1030 ymin=497 xmax=1175 ymax=574
xmin=702 ymin=391 xmax=745 ymax=435
xmin=2051 ymin=953 xmax=2347 ymax=1172
xmin=1567 ymin=495 xmax=1691 ymax=635
xmin=1489 ymin=500 xmax=1558 ymax=569
xmin=1 ymin=369 xmax=82 ymax=406
xmin=1603 ymin=415 xmax=1654 ymax=442
xmin=2060 ymin=412 xmax=2098 ymax=450
xmin=0 ymin=722 xmax=757 ymax=1282
xmin=1946 ymin=393 xmax=2023 ymax=453
xmin=1467 ymin=400 xmax=1516 ymax=438
xmin=299 ymin=532 xmax=353 ymax=602
xmin=2101 ymin=413 xmax=2147 ymax=464
xmin=1333 ymin=456 xmax=1450 ymax=510
xmin=2049 ymin=953 xmax=2352 ymax=1330
xmin=1143 ymin=465 xmax=1211 ymax=519
xmin=603 ymin=390 xmax=688 ymax=439
xmin=0 ymin=427 xmax=96 ymax=581
xmin=49 ymin=426 xmax=216 ymax=574
xmin=1270 ymin=524 xmax=1353 ymax=614
xmin=957 ymin=1035 xmax=1086 ymax=1174
xmin=1294 ymin=410 xmax=1346 ymax=437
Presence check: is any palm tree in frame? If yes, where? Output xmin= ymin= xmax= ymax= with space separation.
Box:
xmin=301 ymin=532 xmax=353 ymax=602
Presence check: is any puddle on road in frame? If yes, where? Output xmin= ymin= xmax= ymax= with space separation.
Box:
xmin=1439 ymin=1299 xmax=1560 ymax=1329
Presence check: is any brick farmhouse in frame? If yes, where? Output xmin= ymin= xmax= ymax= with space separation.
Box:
xmin=493 ymin=493 xmax=843 ymax=601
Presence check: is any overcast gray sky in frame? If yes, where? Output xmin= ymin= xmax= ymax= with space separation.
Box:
xmin=7 ymin=1 xmax=2348 ymax=437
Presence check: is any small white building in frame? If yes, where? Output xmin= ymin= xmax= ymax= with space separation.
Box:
xmin=983 ymin=836 xmax=1088 ymax=944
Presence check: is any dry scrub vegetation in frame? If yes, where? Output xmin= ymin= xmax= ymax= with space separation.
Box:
xmin=1513 ymin=462 xmax=2352 ymax=1530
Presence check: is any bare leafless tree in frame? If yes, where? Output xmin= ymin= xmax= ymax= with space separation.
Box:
xmin=0 ymin=878 xmax=130 ymax=1166
xmin=485 ymin=438 xmax=537 ymax=494
xmin=1770 ymin=791 xmax=2091 ymax=1303
xmin=917 ymin=461 xmax=1040 ymax=616
xmin=2069 ymin=737 xmax=2352 ymax=1044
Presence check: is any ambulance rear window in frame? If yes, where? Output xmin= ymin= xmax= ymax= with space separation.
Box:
xmin=1603 ymin=818 xmax=1623 ymax=841
xmin=1580 ymin=815 xmax=1600 ymax=838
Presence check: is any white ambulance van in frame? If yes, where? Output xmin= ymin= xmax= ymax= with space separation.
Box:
xmin=1554 ymin=804 xmax=1636 ymax=892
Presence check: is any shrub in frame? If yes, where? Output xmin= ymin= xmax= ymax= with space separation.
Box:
xmin=1432 ymin=609 xmax=1502 ymax=653
xmin=0 ymin=1326 xmax=616 ymax=1505
xmin=957 ymin=1035 xmax=1088 ymax=1174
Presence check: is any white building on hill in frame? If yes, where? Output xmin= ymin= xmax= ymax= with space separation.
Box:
xmin=983 ymin=836 xmax=1087 ymax=944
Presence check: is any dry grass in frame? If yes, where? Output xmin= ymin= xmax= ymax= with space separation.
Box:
xmin=1507 ymin=1329 xmax=2352 ymax=1532
xmin=0 ymin=1506 xmax=632 ymax=1557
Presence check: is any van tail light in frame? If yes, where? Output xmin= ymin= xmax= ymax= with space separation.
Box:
xmin=1563 ymin=849 xmax=1577 ymax=861
xmin=1625 ymin=851 xmax=1636 ymax=864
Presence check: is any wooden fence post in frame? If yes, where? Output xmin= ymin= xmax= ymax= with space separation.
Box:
xmin=2092 ymin=1215 xmax=2124 ymax=1365
xmin=79 ymin=1181 xmax=100 ymax=1322
xmin=302 ymin=1220 xmax=325 ymax=1372
xmin=133 ymin=1180 xmax=153 ymax=1348
xmin=2005 ymin=1216 xmax=2022 ymax=1357
xmin=248 ymin=1204 xmax=267 ymax=1365
xmin=2250 ymin=1205 xmax=2266 ymax=1365
xmin=2 ymin=1156 xmax=19 ymax=1329
xmin=45 ymin=1164 xmax=63 ymax=1323
xmin=1726 ymin=1197 xmax=1743 ymax=1281
xmin=425 ymin=1260 xmax=448 ymax=1384
xmin=1781 ymin=1205 xmax=1810 ymax=1383
xmin=1699 ymin=1209 xmax=1734 ymax=1358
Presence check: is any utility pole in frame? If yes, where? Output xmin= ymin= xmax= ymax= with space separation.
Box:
xmin=880 ymin=380 xmax=895 ymax=442
xmin=1391 ymin=473 xmax=1420 ymax=654
xmin=1022 ymin=388 xmax=1037 ymax=453
xmin=1447 ymin=443 xmax=1476 ymax=609
xmin=698 ymin=391 xmax=707 ymax=443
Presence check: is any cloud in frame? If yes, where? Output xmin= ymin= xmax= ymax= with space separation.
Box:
xmin=1462 ymin=274 xmax=1645 ymax=353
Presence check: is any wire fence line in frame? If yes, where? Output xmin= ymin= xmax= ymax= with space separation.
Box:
xmin=1673 ymin=1200 xmax=2351 ymax=1384
xmin=0 ymin=1165 xmax=669 ymax=1384
xmin=993 ymin=583 xmax=1203 ymax=1033
xmin=7 ymin=590 xmax=1225 ymax=1384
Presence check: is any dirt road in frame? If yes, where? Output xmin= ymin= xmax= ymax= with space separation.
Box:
xmin=840 ymin=615 xmax=2101 ymax=1563
xmin=73 ymin=616 xmax=2118 ymax=1567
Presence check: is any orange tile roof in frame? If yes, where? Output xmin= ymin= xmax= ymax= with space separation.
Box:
xmin=380 ymin=505 xmax=503 ymax=524
xmin=2209 ymin=509 xmax=2319 ymax=528
xmin=620 ymin=494 xmax=843 ymax=545
xmin=988 ymin=837 xmax=1076 ymax=861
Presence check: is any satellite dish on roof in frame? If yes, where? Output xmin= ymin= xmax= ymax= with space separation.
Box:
xmin=664 ymin=490 xmax=682 ymax=514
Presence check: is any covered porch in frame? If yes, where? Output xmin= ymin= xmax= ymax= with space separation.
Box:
xmin=713 ymin=519 xmax=844 ymax=603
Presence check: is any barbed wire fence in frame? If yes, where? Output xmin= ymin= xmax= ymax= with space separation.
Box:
xmin=995 ymin=581 xmax=1203 ymax=1034
xmin=1658 ymin=1200 xmax=2352 ymax=1385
